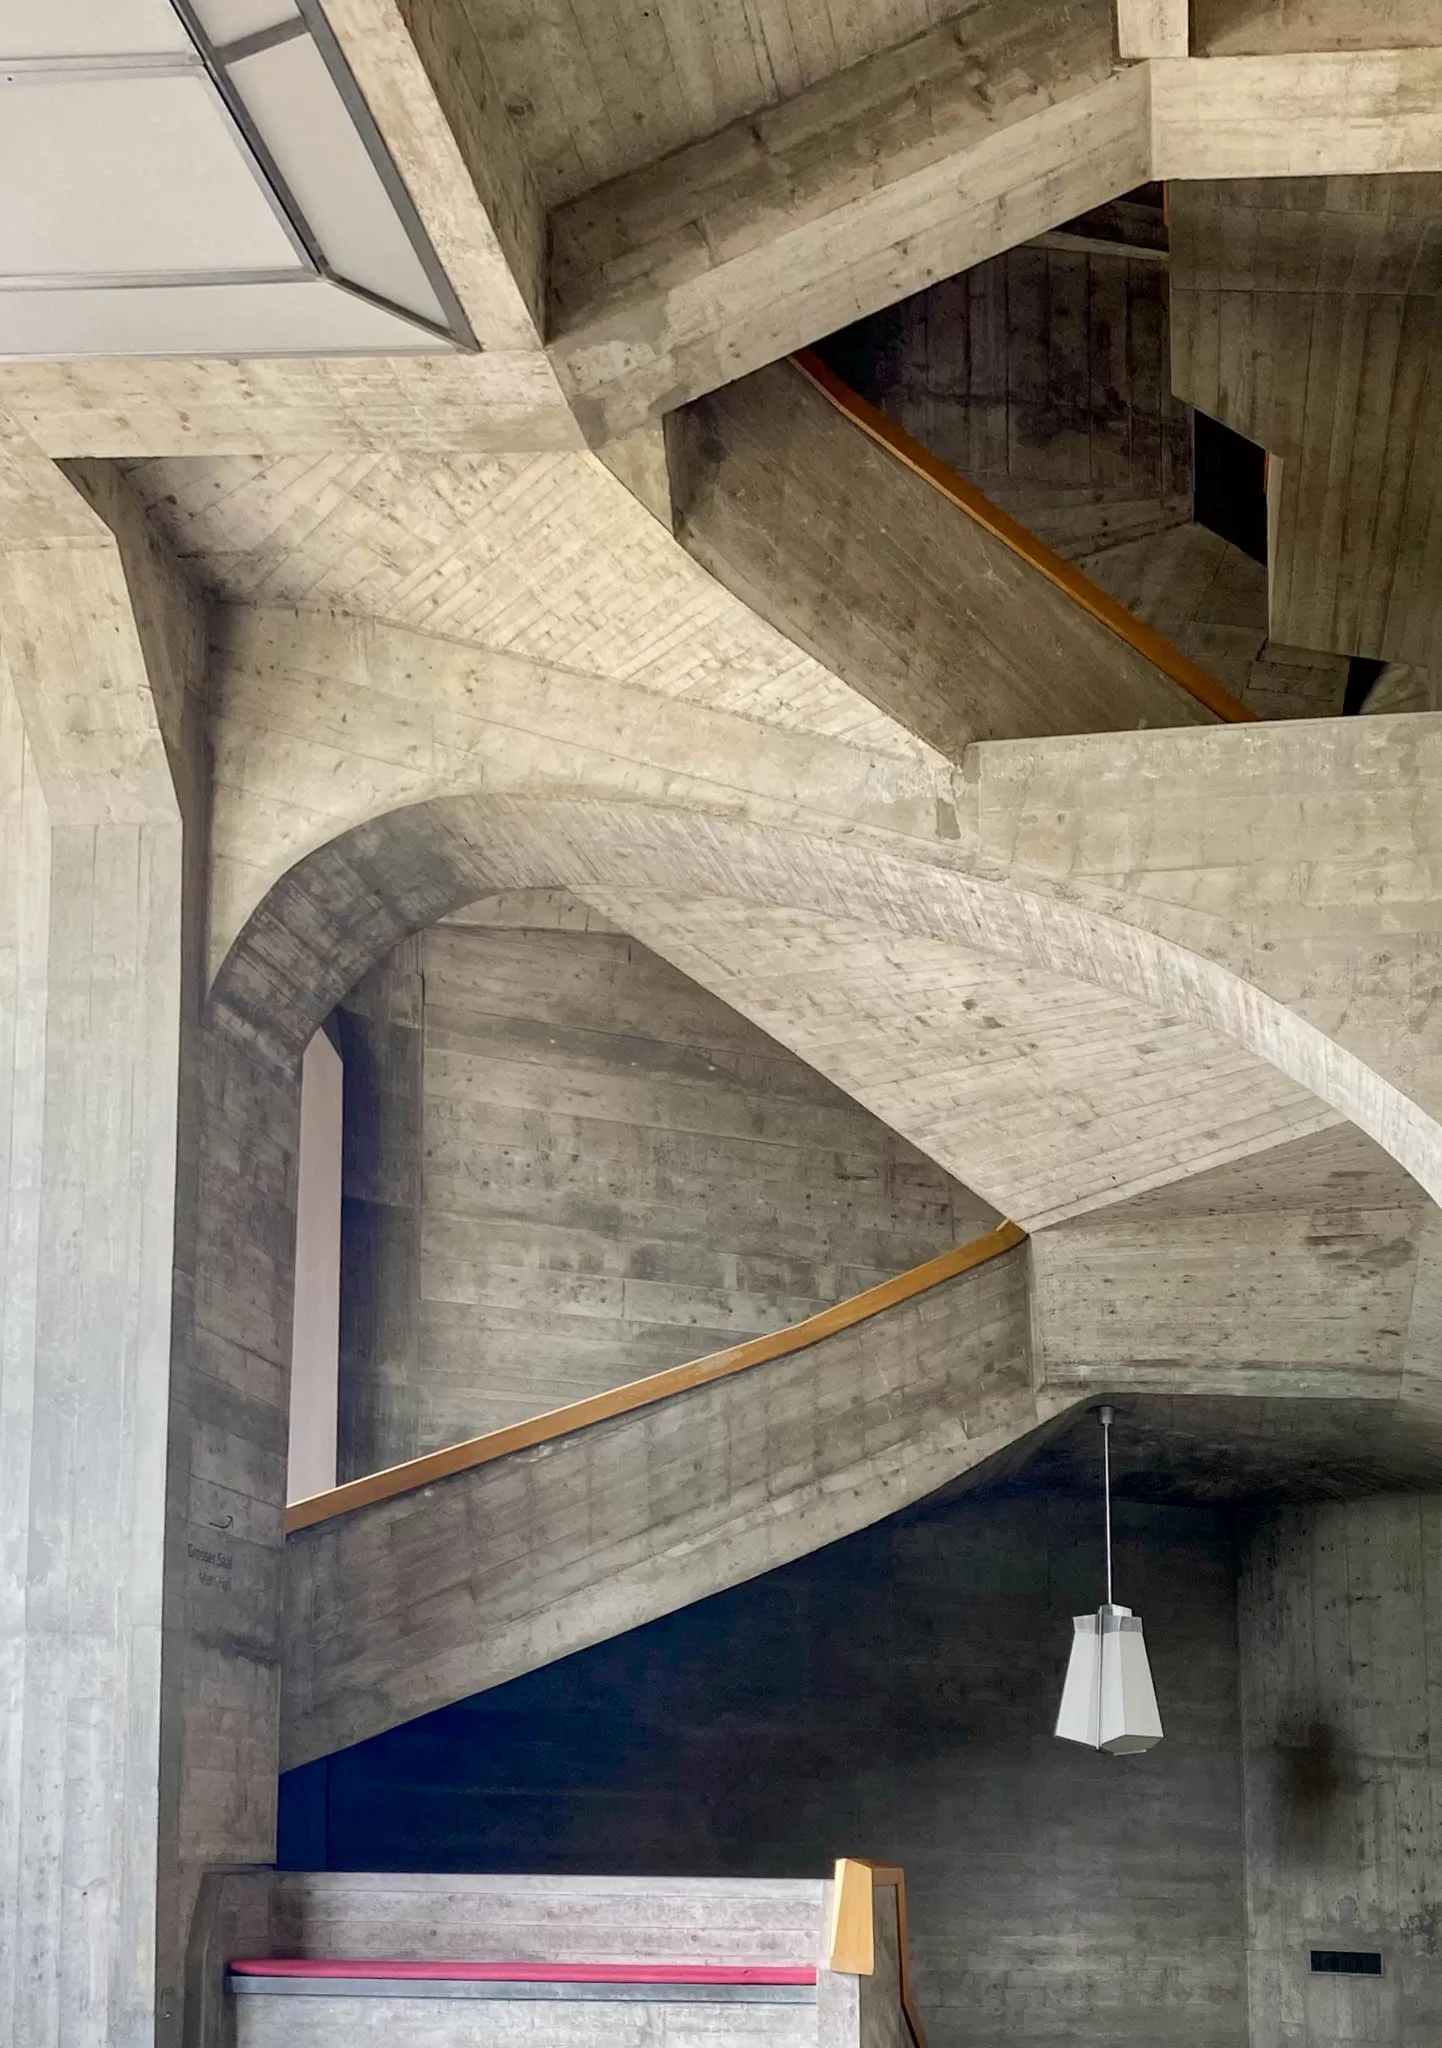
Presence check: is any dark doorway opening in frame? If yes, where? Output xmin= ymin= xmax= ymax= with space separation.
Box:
xmin=1194 ymin=410 xmax=1268 ymax=566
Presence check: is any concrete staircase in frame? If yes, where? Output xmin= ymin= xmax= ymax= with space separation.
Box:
xmin=665 ymin=353 xmax=1250 ymax=758
xmin=281 ymin=1227 xmax=1033 ymax=1768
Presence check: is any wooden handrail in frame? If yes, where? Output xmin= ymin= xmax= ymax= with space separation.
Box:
xmin=790 ymin=348 xmax=1256 ymax=727
xmin=285 ymin=1220 xmax=1026 ymax=1534
xmin=828 ymin=1859 xmax=928 ymax=2048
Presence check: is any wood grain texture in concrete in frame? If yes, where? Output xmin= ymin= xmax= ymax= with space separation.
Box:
xmin=337 ymin=918 xmax=989 ymax=1471
xmin=290 ymin=1489 xmax=1249 ymax=2048
xmin=1240 ymin=1497 xmax=1442 ymax=2047
xmin=669 ymin=358 xmax=1215 ymax=753
xmin=282 ymin=1240 xmax=1035 ymax=1763
xmin=0 ymin=454 xmax=193 ymax=2048
xmin=817 ymin=240 xmax=1193 ymax=564
xmin=1171 ymin=176 xmax=1442 ymax=668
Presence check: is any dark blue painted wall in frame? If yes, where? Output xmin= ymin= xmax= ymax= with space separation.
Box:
xmin=279 ymin=1488 xmax=1247 ymax=2048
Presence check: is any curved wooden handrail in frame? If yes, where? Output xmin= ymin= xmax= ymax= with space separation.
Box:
xmin=790 ymin=348 xmax=1256 ymax=727
xmin=285 ymin=1220 xmax=1026 ymax=1534
xmin=829 ymin=1859 xmax=928 ymax=2048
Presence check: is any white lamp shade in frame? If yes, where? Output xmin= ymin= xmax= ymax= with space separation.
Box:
xmin=1055 ymin=1605 xmax=1163 ymax=1754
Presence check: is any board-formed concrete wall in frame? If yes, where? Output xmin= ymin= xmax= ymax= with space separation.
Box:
xmin=335 ymin=912 xmax=992 ymax=1473
xmin=281 ymin=1488 xmax=1249 ymax=2048
xmin=819 ymin=237 xmax=1192 ymax=560
xmin=1239 ymin=1497 xmax=1442 ymax=2048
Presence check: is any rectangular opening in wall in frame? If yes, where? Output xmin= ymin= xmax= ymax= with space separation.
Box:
xmin=1310 ymin=1951 xmax=1383 ymax=1976
xmin=288 ymin=1026 xmax=343 ymax=1502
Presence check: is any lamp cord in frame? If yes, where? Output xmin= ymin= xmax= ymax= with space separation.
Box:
xmin=1101 ymin=1407 xmax=1113 ymax=1608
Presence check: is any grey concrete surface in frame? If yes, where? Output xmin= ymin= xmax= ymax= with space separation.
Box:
xmin=1240 ymin=1497 xmax=1442 ymax=2048
xmin=669 ymin=357 xmax=1215 ymax=754
xmin=292 ymin=1488 xmax=1249 ymax=2048
xmin=336 ymin=916 xmax=990 ymax=1472
xmin=0 ymin=460 xmax=195 ymax=2048
xmin=282 ymin=1241 xmax=1035 ymax=1765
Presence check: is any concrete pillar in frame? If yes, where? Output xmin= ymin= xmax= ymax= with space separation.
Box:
xmin=1239 ymin=1496 xmax=1442 ymax=2048
xmin=334 ymin=939 xmax=424 ymax=1482
xmin=0 ymin=444 xmax=198 ymax=2048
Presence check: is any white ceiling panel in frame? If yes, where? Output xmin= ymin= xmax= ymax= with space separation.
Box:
xmin=0 ymin=0 xmax=192 ymax=56
xmin=229 ymin=36 xmax=446 ymax=323
xmin=0 ymin=72 xmax=300 ymax=277
xmin=188 ymin=0 xmax=301 ymax=44
xmin=0 ymin=278 xmax=448 ymax=356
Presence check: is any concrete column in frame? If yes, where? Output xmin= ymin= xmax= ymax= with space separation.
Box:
xmin=0 ymin=444 xmax=198 ymax=2048
xmin=1239 ymin=1496 xmax=1442 ymax=2048
xmin=334 ymin=940 xmax=424 ymax=1482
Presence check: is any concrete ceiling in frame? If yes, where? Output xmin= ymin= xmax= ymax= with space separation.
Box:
xmin=953 ymin=1394 xmax=1442 ymax=1507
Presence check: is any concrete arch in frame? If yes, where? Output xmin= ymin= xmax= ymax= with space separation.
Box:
xmin=211 ymin=788 xmax=1442 ymax=1212
xmin=169 ymin=776 xmax=1442 ymax=2009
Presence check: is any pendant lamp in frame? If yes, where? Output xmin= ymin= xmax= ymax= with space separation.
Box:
xmin=1054 ymin=1405 xmax=1163 ymax=1756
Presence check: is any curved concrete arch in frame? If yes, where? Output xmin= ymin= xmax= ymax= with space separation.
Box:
xmin=204 ymin=603 xmax=956 ymax=980
xmin=206 ymin=604 xmax=1442 ymax=1207
xmin=212 ymin=787 xmax=1442 ymax=1218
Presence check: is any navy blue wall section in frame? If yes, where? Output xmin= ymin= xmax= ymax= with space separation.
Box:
xmin=279 ymin=1489 xmax=1248 ymax=2048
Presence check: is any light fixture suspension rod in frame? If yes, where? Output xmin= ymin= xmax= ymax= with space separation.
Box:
xmin=1099 ymin=1404 xmax=1114 ymax=1607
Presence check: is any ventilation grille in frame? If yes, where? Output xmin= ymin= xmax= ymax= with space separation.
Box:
xmin=1310 ymin=1951 xmax=1382 ymax=1977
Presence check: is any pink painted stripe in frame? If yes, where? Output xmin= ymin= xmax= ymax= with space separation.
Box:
xmin=229 ymin=1960 xmax=818 ymax=1985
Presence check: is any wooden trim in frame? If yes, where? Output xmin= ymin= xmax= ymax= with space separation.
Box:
xmin=827 ymin=1859 xmax=928 ymax=2048
xmin=285 ymin=1221 xmax=1026 ymax=1534
xmin=789 ymin=348 xmax=1256 ymax=727
xmin=827 ymin=1859 xmax=875 ymax=1976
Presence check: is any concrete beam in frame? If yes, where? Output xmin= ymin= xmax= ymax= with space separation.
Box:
xmin=5 ymin=24 xmax=1442 ymax=454
xmin=964 ymin=713 xmax=1442 ymax=1167
xmin=1150 ymin=48 xmax=1442 ymax=179
xmin=1192 ymin=0 xmax=1441 ymax=55
xmin=204 ymin=608 xmax=1442 ymax=1214
xmin=668 ymin=358 xmax=1219 ymax=754
xmin=549 ymin=1 xmax=1145 ymax=441
xmin=1116 ymin=0 xmax=1188 ymax=60
xmin=0 ymin=356 xmax=585 ymax=461
xmin=0 ymin=0 xmax=581 ymax=459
